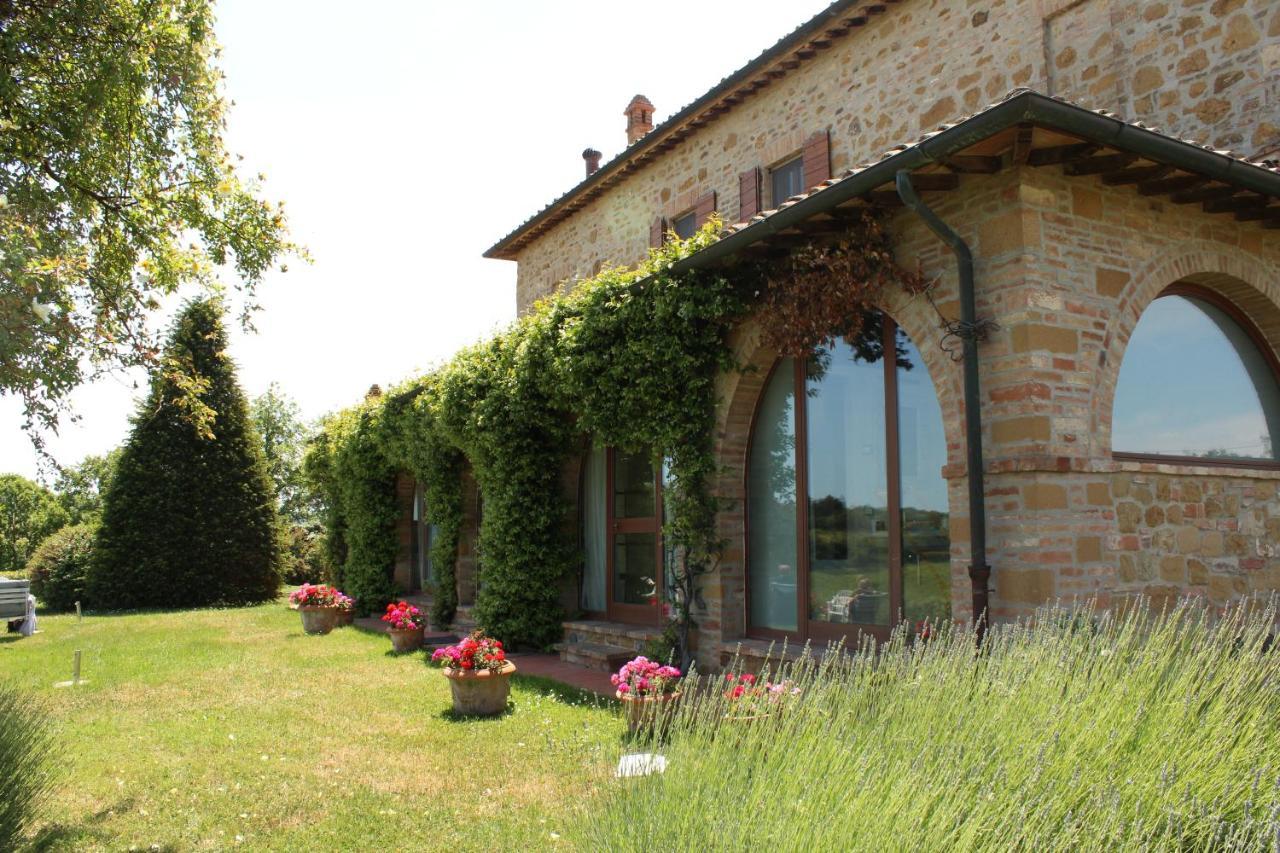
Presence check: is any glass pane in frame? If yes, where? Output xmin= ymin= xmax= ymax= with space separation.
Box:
xmin=613 ymin=449 xmax=656 ymax=518
xmin=895 ymin=329 xmax=951 ymax=626
xmin=748 ymin=358 xmax=799 ymax=632
xmin=425 ymin=523 xmax=438 ymax=585
xmin=581 ymin=446 xmax=607 ymax=612
xmin=672 ymin=213 xmax=697 ymax=240
xmin=771 ymin=157 xmax=804 ymax=206
xmin=1114 ymin=294 xmax=1279 ymax=460
xmin=661 ymin=457 xmax=676 ymax=605
xmin=806 ymin=338 xmax=890 ymax=627
xmin=613 ymin=532 xmax=659 ymax=607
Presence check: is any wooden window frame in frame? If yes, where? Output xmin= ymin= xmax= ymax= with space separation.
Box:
xmin=743 ymin=316 xmax=910 ymax=646
xmin=1111 ymin=283 xmax=1280 ymax=471
xmin=768 ymin=154 xmax=805 ymax=209
xmin=605 ymin=447 xmax=666 ymax=626
xmin=670 ymin=209 xmax=698 ymax=241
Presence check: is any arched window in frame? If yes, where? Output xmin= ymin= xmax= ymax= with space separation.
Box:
xmin=1113 ymin=286 xmax=1280 ymax=465
xmin=746 ymin=314 xmax=951 ymax=643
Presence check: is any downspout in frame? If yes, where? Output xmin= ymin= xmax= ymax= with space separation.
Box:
xmin=895 ymin=171 xmax=992 ymax=639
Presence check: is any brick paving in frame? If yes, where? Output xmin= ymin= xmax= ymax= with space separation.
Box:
xmin=346 ymin=616 xmax=614 ymax=698
xmin=508 ymin=652 xmax=616 ymax=698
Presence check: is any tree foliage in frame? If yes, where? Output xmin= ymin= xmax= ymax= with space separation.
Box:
xmin=0 ymin=473 xmax=68 ymax=574
xmin=87 ymin=297 xmax=281 ymax=609
xmin=250 ymin=382 xmax=311 ymax=524
xmin=0 ymin=0 xmax=295 ymax=441
xmin=52 ymin=449 xmax=121 ymax=525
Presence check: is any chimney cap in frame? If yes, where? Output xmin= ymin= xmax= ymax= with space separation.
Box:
xmin=624 ymin=94 xmax=655 ymax=115
xmin=582 ymin=147 xmax=602 ymax=160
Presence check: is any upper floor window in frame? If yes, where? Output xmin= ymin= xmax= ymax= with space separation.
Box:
xmin=671 ymin=210 xmax=697 ymax=240
xmin=1112 ymin=286 xmax=1280 ymax=463
xmin=770 ymin=156 xmax=804 ymax=207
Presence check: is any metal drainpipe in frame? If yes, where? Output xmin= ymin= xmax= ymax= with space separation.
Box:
xmin=895 ymin=170 xmax=992 ymax=639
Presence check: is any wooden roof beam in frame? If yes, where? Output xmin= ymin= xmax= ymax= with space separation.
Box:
xmin=1101 ymin=164 xmax=1173 ymax=185
xmin=1137 ymin=174 xmax=1209 ymax=196
xmin=1234 ymin=205 xmax=1280 ymax=222
xmin=1026 ymin=142 xmax=1102 ymax=166
xmin=944 ymin=155 xmax=1002 ymax=174
xmin=1170 ymin=184 xmax=1239 ymax=205
xmin=1012 ymin=123 xmax=1035 ymax=166
xmin=1203 ymin=194 xmax=1271 ymax=214
xmin=1063 ymin=152 xmax=1140 ymax=176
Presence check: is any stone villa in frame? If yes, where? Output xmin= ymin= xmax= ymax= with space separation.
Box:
xmin=397 ymin=0 xmax=1280 ymax=669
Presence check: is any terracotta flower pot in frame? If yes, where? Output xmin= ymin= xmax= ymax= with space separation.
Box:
xmin=298 ymin=605 xmax=338 ymax=635
xmin=334 ymin=609 xmax=354 ymax=627
xmin=617 ymin=690 xmax=681 ymax=736
xmin=443 ymin=661 xmax=517 ymax=716
xmin=388 ymin=625 xmax=425 ymax=653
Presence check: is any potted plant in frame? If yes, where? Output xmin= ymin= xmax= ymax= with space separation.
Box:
xmin=381 ymin=600 xmax=426 ymax=652
xmin=611 ymin=656 xmax=681 ymax=735
xmin=334 ymin=592 xmax=355 ymax=627
xmin=430 ymin=630 xmax=515 ymax=716
xmin=289 ymin=583 xmax=340 ymax=635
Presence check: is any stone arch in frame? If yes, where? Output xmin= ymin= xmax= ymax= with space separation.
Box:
xmin=709 ymin=299 xmax=967 ymax=642
xmin=1094 ymin=243 xmax=1280 ymax=453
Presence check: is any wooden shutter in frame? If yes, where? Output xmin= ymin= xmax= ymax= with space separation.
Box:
xmin=649 ymin=216 xmax=667 ymax=248
xmin=693 ymin=190 xmax=717 ymax=228
xmin=738 ymin=167 xmax=762 ymax=221
xmin=802 ymin=129 xmax=831 ymax=188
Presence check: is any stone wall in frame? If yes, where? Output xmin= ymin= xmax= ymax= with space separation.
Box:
xmin=698 ymin=161 xmax=1280 ymax=657
xmin=505 ymin=0 xmax=1279 ymax=313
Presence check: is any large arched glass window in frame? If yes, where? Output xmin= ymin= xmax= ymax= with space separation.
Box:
xmin=746 ymin=314 xmax=951 ymax=643
xmin=1113 ymin=286 xmax=1280 ymax=464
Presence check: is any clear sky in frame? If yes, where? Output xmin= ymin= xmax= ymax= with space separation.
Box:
xmin=0 ymin=0 xmax=834 ymax=480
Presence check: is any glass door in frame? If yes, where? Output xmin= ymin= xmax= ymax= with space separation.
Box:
xmin=606 ymin=448 xmax=663 ymax=624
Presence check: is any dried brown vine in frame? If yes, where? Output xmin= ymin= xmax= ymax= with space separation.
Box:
xmin=759 ymin=210 xmax=926 ymax=356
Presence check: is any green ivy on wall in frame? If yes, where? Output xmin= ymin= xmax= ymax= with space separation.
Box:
xmin=304 ymin=222 xmax=748 ymax=647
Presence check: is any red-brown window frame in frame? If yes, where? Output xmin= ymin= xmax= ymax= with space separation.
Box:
xmin=604 ymin=447 xmax=666 ymax=626
xmin=1111 ymin=282 xmax=1280 ymax=471
xmin=742 ymin=315 xmax=912 ymax=647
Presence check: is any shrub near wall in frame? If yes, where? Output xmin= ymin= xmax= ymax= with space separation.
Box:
xmin=308 ymin=225 xmax=749 ymax=648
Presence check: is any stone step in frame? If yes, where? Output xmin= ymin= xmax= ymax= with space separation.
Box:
xmin=553 ymin=641 xmax=635 ymax=673
xmin=562 ymin=620 xmax=660 ymax=653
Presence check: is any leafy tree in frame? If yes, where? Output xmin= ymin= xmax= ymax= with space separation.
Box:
xmin=250 ymin=383 xmax=311 ymax=525
xmin=0 ymin=473 xmax=68 ymax=573
xmin=52 ymin=449 xmax=121 ymax=525
xmin=87 ymin=298 xmax=281 ymax=609
xmin=0 ymin=0 xmax=295 ymax=443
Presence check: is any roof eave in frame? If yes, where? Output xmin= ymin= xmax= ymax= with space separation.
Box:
xmin=671 ymin=91 xmax=1280 ymax=274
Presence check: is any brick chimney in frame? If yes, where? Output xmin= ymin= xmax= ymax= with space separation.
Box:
xmin=624 ymin=94 xmax=655 ymax=146
xmin=582 ymin=147 xmax=602 ymax=177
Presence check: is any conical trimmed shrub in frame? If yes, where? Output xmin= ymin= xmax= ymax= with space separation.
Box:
xmin=87 ymin=298 xmax=281 ymax=609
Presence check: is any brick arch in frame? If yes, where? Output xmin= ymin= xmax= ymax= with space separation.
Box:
xmin=709 ymin=303 xmax=967 ymax=642
xmin=1093 ymin=244 xmax=1280 ymax=452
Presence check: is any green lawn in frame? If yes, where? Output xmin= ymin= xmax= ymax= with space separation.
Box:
xmin=1 ymin=602 xmax=617 ymax=851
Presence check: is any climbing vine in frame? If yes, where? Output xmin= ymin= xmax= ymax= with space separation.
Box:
xmin=305 ymin=212 xmax=922 ymax=655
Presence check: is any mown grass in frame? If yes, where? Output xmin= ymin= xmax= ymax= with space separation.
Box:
xmin=0 ymin=601 xmax=617 ymax=851
xmin=571 ymin=602 xmax=1280 ymax=851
